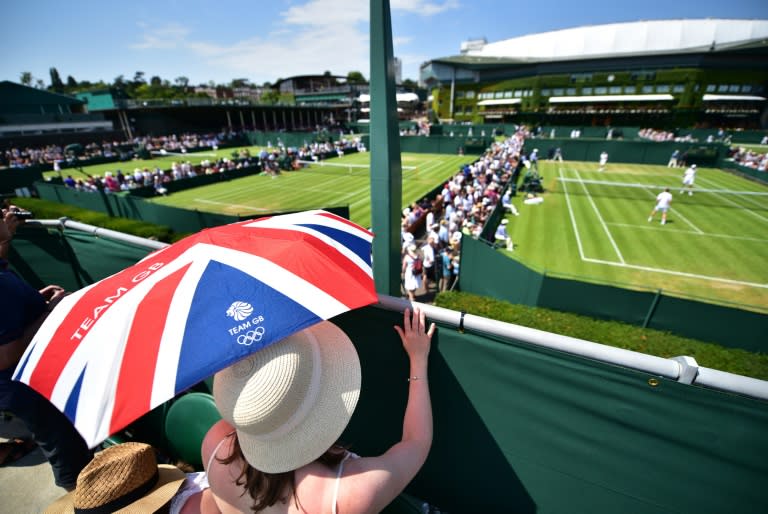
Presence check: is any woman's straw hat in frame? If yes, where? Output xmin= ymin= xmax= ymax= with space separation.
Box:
xmin=45 ymin=442 xmax=186 ymax=513
xmin=213 ymin=321 xmax=361 ymax=473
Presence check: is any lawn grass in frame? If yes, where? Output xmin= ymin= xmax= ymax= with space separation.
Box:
xmin=143 ymin=151 xmax=477 ymax=228
xmin=503 ymin=160 xmax=768 ymax=311
xmin=435 ymin=291 xmax=768 ymax=381
xmin=38 ymin=148 xmax=768 ymax=312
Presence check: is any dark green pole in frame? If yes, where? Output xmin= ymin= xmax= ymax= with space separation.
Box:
xmin=369 ymin=0 xmax=403 ymax=296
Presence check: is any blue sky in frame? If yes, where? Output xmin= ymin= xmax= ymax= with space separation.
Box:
xmin=2 ymin=0 xmax=766 ymax=87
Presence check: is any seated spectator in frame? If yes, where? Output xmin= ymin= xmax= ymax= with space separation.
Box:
xmin=45 ymin=442 xmax=186 ymax=513
xmin=1 ymin=204 xmax=92 ymax=490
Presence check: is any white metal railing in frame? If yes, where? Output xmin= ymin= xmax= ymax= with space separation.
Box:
xmin=29 ymin=218 xmax=768 ymax=401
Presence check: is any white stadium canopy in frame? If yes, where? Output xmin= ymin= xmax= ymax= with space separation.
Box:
xmin=463 ymin=19 xmax=768 ymax=61
xmin=358 ymin=92 xmax=420 ymax=103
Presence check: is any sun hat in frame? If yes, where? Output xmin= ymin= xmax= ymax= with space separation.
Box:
xmin=213 ymin=321 xmax=361 ymax=474
xmin=45 ymin=442 xmax=186 ymax=514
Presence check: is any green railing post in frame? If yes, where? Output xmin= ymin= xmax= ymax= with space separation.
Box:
xmin=643 ymin=289 xmax=663 ymax=328
xmin=369 ymin=0 xmax=403 ymax=296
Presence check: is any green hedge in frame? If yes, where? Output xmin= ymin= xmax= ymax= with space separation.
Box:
xmin=8 ymin=197 xmax=181 ymax=242
xmin=434 ymin=291 xmax=768 ymax=381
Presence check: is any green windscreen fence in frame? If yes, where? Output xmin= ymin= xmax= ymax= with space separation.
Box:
xmin=7 ymin=226 xmax=768 ymax=513
xmin=460 ymin=237 xmax=768 ymax=353
xmin=530 ymin=138 xmax=727 ymax=167
xmin=8 ymin=224 xmax=154 ymax=291
xmin=334 ymin=307 xmax=768 ymax=513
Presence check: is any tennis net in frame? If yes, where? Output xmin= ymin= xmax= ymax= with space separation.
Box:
xmin=150 ymin=149 xmax=219 ymax=160
xmin=554 ymin=177 xmax=768 ymax=211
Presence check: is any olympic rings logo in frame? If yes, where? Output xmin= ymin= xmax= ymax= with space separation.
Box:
xmin=237 ymin=326 xmax=265 ymax=346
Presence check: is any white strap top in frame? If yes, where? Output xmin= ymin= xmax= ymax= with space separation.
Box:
xmin=332 ymin=451 xmax=359 ymax=514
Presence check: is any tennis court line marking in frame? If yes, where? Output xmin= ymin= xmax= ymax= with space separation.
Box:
xmin=582 ymin=256 xmax=768 ymax=289
xmin=194 ymin=199 xmax=271 ymax=211
xmin=559 ymin=169 xmax=766 ymax=288
xmin=559 ymin=168 xmax=589 ymax=261
xmin=696 ymin=176 xmax=768 ymax=224
xmin=574 ymin=170 xmax=625 ymax=264
xmin=606 ymin=222 xmax=768 ymax=242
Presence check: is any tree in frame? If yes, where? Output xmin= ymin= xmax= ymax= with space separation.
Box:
xmin=133 ymin=71 xmax=146 ymax=84
xmin=174 ymin=76 xmax=189 ymax=91
xmin=231 ymin=78 xmax=250 ymax=88
xmin=346 ymin=71 xmax=367 ymax=84
xmin=401 ymin=78 xmax=418 ymax=90
xmin=49 ymin=67 xmax=64 ymax=92
xmin=35 ymin=79 xmax=45 ymax=89
xmin=20 ymin=71 xmax=33 ymax=86
xmin=150 ymin=75 xmax=162 ymax=87
xmin=260 ymin=89 xmax=280 ymax=105
xmin=66 ymin=75 xmax=78 ymax=88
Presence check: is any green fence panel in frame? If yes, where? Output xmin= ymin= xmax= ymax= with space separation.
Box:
xmin=460 ymin=237 xmax=543 ymax=306
xmin=649 ymin=295 xmax=768 ymax=353
xmin=539 ymin=275 xmax=659 ymax=327
xmin=530 ymin=138 xmax=726 ymax=167
xmin=335 ymin=307 xmax=768 ymax=514
xmin=35 ymin=182 xmax=113 ymax=214
xmin=7 ymin=227 xmax=768 ymax=513
xmin=8 ymin=224 xmax=153 ymax=291
xmin=458 ymin=237 xmax=768 ymax=352
xmin=399 ymin=136 xmax=491 ymax=155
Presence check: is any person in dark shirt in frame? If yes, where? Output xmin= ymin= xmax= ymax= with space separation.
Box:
xmin=0 ymin=204 xmax=91 ymax=489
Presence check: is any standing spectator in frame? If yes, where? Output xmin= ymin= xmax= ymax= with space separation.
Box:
xmin=439 ymin=248 xmax=453 ymax=292
xmin=420 ymin=236 xmax=437 ymax=292
xmin=402 ymin=244 xmax=423 ymax=302
xmin=668 ymin=149 xmax=680 ymax=168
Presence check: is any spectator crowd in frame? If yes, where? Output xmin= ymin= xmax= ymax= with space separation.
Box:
xmin=400 ymin=128 xmax=528 ymax=298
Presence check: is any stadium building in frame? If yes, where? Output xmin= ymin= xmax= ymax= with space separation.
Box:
xmin=420 ymin=19 xmax=768 ymax=129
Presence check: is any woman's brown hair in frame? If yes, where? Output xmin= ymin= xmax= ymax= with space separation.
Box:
xmin=218 ymin=433 xmax=348 ymax=512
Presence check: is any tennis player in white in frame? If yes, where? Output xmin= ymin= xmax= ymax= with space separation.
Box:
xmin=648 ymin=188 xmax=673 ymax=225
xmin=681 ymin=164 xmax=696 ymax=196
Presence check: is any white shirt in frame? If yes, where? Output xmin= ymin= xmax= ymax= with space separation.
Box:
xmin=656 ymin=191 xmax=673 ymax=208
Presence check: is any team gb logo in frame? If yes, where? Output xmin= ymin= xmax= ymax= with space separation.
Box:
xmin=226 ymin=301 xmax=254 ymax=321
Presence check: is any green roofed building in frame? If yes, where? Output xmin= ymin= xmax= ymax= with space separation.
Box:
xmin=0 ymin=81 xmax=115 ymax=145
xmin=419 ymin=19 xmax=768 ymax=129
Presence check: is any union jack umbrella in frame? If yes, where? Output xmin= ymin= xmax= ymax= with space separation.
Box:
xmin=13 ymin=210 xmax=377 ymax=448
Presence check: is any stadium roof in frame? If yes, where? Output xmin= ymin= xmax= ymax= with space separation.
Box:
xmin=460 ymin=19 xmax=768 ymax=62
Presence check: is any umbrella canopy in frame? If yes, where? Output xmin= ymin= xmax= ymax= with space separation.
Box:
xmin=13 ymin=210 xmax=377 ymax=448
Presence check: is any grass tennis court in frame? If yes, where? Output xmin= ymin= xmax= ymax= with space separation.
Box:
xmin=145 ymin=151 xmax=476 ymax=228
xmin=59 ymin=148 xmax=768 ymax=311
xmin=503 ymin=160 xmax=768 ymax=311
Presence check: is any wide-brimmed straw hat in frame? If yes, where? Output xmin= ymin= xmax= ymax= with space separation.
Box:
xmin=45 ymin=442 xmax=186 ymax=514
xmin=213 ymin=321 xmax=361 ymax=474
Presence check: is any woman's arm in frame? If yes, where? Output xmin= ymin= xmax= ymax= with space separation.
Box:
xmin=338 ymin=307 xmax=436 ymax=513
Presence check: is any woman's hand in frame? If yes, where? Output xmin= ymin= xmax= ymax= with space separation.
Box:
xmin=394 ymin=307 xmax=435 ymax=362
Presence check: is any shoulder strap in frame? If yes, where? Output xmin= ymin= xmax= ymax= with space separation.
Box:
xmin=331 ymin=452 xmax=353 ymax=514
xmin=206 ymin=433 xmax=233 ymax=475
